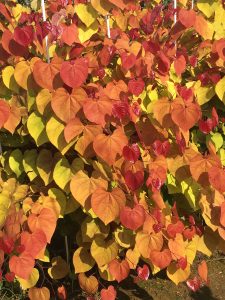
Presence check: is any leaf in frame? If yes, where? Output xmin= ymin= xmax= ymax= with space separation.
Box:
xmin=126 ymin=248 xmax=140 ymax=269
xmin=125 ymin=170 xmax=144 ymax=191
xmin=70 ymin=170 xmax=108 ymax=207
xmin=137 ymin=264 xmax=150 ymax=281
xmin=14 ymin=57 xmax=39 ymax=90
xmin=28 ymin=208 xmax=57 ymax=243
xmin=215 ymin=76 xmax=225 ymax=103
xmin=48 ymin=188 xmax=67 ymax=217
xmin=23 ymin=150 xmax=38 ymax=181
xmin=90 ymin=237 xmax=119 ymax=267
xmin=33 ymin=58 xmax=62 ymax=90
xmin=61 ymin=23 xmax=79 ymax=46
xmin=17 ymin=268 xmax=39 ymax=290
xmin=136 ymin=231 xmax=163 ymax=258
xmin=208 ymin=166 xmax=225 ymax=193
xmin=53 ymin=157 xmax=71 ymax=193
xmin=123 ymin=144 xmax=140 ymax=163
xmin=73 ymin=247 xmax=95 ymax=274
xmin=120 ymin=205 xmax=146 ymax=231
xmin=178 ymin=9 xmax=196 ymax=28
xmin=46 ymin=116 xmax=74 ymax=154
xmin=14 ymin=25 xmax=34 ymax=46
xmin=48 ymin=256 xmax=69 ymax=279
xmin=51 ymin=88 xmax=87 ymax=123
xmin=220 ymin=202 xmax=225 ymax=227
xmin=78 ymin=273 xmax=99 ymax=295
xmin=60 ymin=58 xmax=88 ymax=88
xmin=2 ymin=66 xmax=20 ymax=93
xmin=64 ymin=117 xmax=84 ymax=143
xmin=0 ymin=100 xmax=10 ymax=128
xmin=0 ymin=194 xmax=11 ymax=229
xmin=128 ymin=78 xmax=145 ymax=96
xmin=78 ymin=21 xmax=99 ymax=43
xmin=91 ymin=188 xmax=126 ymax=225
xmin=36 ymin=149 xmax=54 ymax=186
xmin=27 ymin=111 xmax=48 ymax=146
xmin=9 ymin=251 xmax=35 ymax=280
xmin=36 ymin=89 xmax=52 ymax=115
xmin=171 ymin=98 xmax=201 ymax=131
xmin=100 ymin=285 xmax=117 ymax=300
xmin=82 ymin=97 xmax=113 ymax=127
xmin=9 ymin=149 xmax=24 ymax=177
xmin=91 ymin=0 xmax=114 ymax=16
xmin=109 ymin=259 xmax=130 ymax=282
xmin=20 ymin=229 xmax=47 ymax=258
xmin=150 ymin=249 xmax=172 ymax=269
xmin=28 ymin=287 xmax=50 ymax=300
xmin=75 ymin=3 xmax=98 ymax=27
xmin=81 ymin=216 xmax=109 ymax=243
xmin=194 ymin=15 xmax=214 ymax=40
xmin=93 ymin=128 xmax=128 ymax=165
xmin=198 ymin=260 xmax=208 ymax=284
xmin=167 ymin=262 xmax=191 ymax=285
xmin=3 ymin=100 xmax=22 ymax=134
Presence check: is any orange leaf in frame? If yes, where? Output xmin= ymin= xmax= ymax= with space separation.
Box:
xmin=60 ymin=24 xmax=79 ymax=46
xmin=27 ymin=208 xmax=57 ymax=243
xmin=93 ymin=128 xmax=128 ymax=165
xmin=33 ymin=57 xmax=63 ymax=90
xmin=198 ymin=260 xmax=208 ymax=284
xmin=9 ymin=251 xmax=35 ymax=280
xmin=109 ymin=259 xmax=130 ymax=282
xmin=150 ymin=249 xmax=172 ymax=269
xmin=70 ymin=170 xmax=108 ymax=207
xmin=100 ymin=285 xmax=117 ymax=300
xmin=51 ymin=87 xmax=87 ymax=123
xmin=208 ymin=166 xmax=225 ymax=193
xmin=20 ymin=229 xmax=47 ymax=259
xmin=220 ymin=202 xmax=225 ymax=227
xmin=178 ymin=9 xmax=196 ymax=28
xmin=136 ymin=231 xmax=163 ymax=258
xmin=28 ymin=287 xmax=50 ymax=300
xmin=0 ymin=100 xmax=10 ymax=128
xmin=83 ymin=97 xmax=113 ymax=127
xmin=91 ymin=188 xmax=126 ymax=225
xmin=64 ymin=117 xmax=84 ymax=143
xmin=171 ymin=98 xmax=201 ymax=131
xmin=78 ymin=273 xmax=99 ymax=295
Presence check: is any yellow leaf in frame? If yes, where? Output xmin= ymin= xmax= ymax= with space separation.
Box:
xmin=17 ymin=268 xmax=39 ymax=290
xmin=91 ymin=0 xmax=113 ymax=16
xmin=78 ymin=21 xmax=98 ymax=43
xmin=27 ymin=112 xmax=49 ymax=146
xmin=197 ymin=0 xmax=218 ymax=18
xmin=195 ymin=81 xmax=215 ymax=105
xmin=2 ymin=66 xmax=20 ymax=93
xmin=53 ymin=157 xmax=71 ymax=193
xmin=48 ymin=188 xmax=67 ymax=218
xmin=14 ymin=58 xmax=39 ymax=90
xmin=90 ymin=237 xmax=119 ymax=267
xmin=0 ymin=194 xmax=11 ymax=229
xmin=75 ymin=3 xmax=98 ymax=27
xmin=48 ymin=256 xmax=69 ymax=280
xmin=78 ymin=273 xmax=99 ymax=295
xmin=98 ymin=264 xmax=115 ymax=281
xmin=81 ymin=216 xmax=109 ymax=243
xmin=215 ymin=76 xmax=225 ymax=103
xmin=125 ymin=248 xmax=140 ymax=269
xmin=9 ymin=149 xmax=24 ymax=178
xmin=23 ymin=149 xmax=38 ymax=181
xmin=36 ymin=89 xmax=52 ymax=115
xmin=167 ymin=262 xmax=191 ymax=285
xmin=114 ymin=227 xmax=135 ymax=248
xmin=46 ymin=116 xmax=74 ymax=155
xmin=73 ymin=247 xmax=95 ymax=273
xmin=36 ymin=149 xmax=53 ymax=186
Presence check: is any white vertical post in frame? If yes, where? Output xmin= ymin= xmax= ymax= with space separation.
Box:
xmin=174 ymin=0 xmax=177 ymax=24
xmin=41 ymin=0 xmax=50 ymax=63
xmin=105 ymin=14 xmax=111 ymax=39
xmin=191 ymin=0 xmax=194 ymax=9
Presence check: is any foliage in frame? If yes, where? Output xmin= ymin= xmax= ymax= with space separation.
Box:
xmin=0 ymin=0 xmax=224 ymax=298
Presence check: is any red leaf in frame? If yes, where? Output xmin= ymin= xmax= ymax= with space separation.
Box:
xmin=128 ymin=78 xmax=145 ymax=96
xmin=60 ymin=58 xmax=88 ymax=88
xmin=157 ymin=51 xmax=170 ymax=75
xmin=100 ymin=286 xmax=117 ymax=300
xmin=124 ymin=170 xmax=144 ymax=191
xmin=109 ymin=259 xmax=130 ymax=283
xmin=99 ymin=45 xmax=116 ymax=66
xmin=120 ymin=205 xmax=146 ymax=231
xmin=123 ymin=144 xmax=140 ymax=163
xmin=178 ymin=9 xmax=196 ymax=28
xmin=186 ymin=276 xmax=201 ymax=292
xmin=167 ymin=221 xmax=185 ymax=238
xmin=176 ymin=256 xmax=187 ymax=270
xmin=9 ymin=251 xmax=35 ymax=280
xmin=112 ymin=101 xmax=130 ymax=119
xmin=137 ymin=264 xmax=150 ymax=281
xmin=57 ymin=285 xmax=67 ymax=300
xmin=61 ymin=23 xmax=78 ymax=46
xmin=14 ymin=25 xmax=34 ymax=46
xmin=5 ymin=272 xmax=15 ymax=282
xmin=152 ymin=140 xmax=170 ymax=157
xmin=121 ymin=52 xmax=136 ymax=70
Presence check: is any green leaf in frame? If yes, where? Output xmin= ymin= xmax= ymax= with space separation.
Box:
xmin=23 ymin=149 xmax=38 ymax=181
xmin=215 ymin=76 xmax=225 ymax=103
xmin=207 ymin=132 xmax=224 ymax=152
xmin=9 ymin=149 xmax=24 ymax=177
